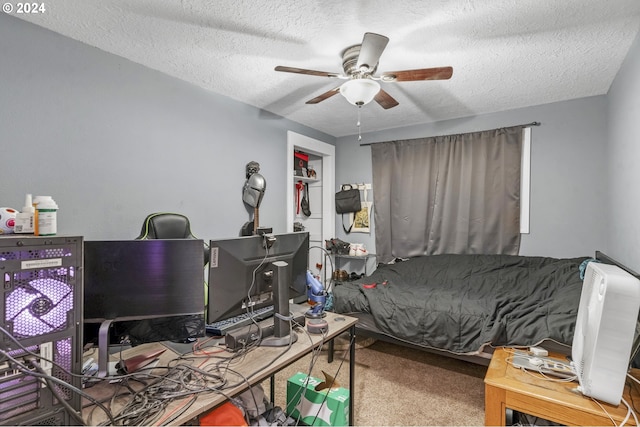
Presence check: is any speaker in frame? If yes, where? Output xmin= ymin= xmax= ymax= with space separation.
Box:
xmin=0 ymin=236 xmax=83 ymax=425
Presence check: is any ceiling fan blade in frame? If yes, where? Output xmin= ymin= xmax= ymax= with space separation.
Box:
xmin=356 ymin=32 xmax=389 ymax=72
xmin=275 ymin=66 xmax=340 ymax=78
xmin=306 ymin=87 xmax=341 ymax=104
xmin=381 ymin=67 xmax=453 ymax=82
xmin=374 ymin=89 xmax=399 ymax=109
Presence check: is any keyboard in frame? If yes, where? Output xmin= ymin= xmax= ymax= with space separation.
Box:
xmin=205 ymin=305 xmax=274 ymax=335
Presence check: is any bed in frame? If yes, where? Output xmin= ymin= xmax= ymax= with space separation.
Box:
xmin=329 ymin=251 xmax=635 ymax=365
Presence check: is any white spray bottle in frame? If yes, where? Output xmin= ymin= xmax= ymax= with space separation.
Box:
xmin=14 ymin=193 xmax=35 ymax=234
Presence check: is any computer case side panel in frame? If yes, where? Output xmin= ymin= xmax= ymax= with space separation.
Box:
xmin=0 ymin=236 xmax=83 ymax=426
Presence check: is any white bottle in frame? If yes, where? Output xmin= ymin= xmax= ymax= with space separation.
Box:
xmin=14 ymin=194 xmax=35 ymax=234
xmin=33 ymin=196 xmax=58 ymax=236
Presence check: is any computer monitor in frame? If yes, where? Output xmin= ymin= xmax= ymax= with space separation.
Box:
xmin=84 ymin=239 xmax=205 ymax=376
xmin=208 ymin=231 xmax=309 ymax=346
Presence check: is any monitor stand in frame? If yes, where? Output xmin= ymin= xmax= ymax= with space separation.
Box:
xmin=261 ymin=261 xmax=298 ymax=347
xmin=97 ymin=319 xmax=119 ymax=377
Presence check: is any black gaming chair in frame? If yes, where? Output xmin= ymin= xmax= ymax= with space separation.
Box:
xmin=136 ymin=212 xmax=209 ymax=265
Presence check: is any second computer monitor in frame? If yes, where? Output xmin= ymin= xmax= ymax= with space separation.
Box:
xmin=207 ymin=231 xmax=309 ymax=324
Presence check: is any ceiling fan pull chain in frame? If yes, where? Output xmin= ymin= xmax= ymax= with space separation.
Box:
xmin=357 ymin=106 xmax=362 ymax=141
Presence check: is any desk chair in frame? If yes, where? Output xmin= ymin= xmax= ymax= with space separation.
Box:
xmin=136 ymin=212 xmax=210 ymax=265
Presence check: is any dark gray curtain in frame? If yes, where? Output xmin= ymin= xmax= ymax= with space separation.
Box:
xmin=371 ymin=126 xmax=523 ymax=263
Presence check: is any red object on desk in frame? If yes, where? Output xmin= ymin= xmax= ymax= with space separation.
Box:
xmin=117 ymin=348 xmax=166 ymax=374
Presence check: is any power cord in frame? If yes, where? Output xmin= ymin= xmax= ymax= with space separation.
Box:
xmin=309 ymin=245 xmax=335 ymax=293
xmin=503 ymin=348 xmax=577 ymax=383
xmin=0 ymin=326 xmax=116 ymax=425
xmin=24 ymin=357 xmax=86 ymax=425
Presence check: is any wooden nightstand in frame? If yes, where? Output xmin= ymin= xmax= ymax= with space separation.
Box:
xmin=484 ymin=347 xmax=639 ymax=426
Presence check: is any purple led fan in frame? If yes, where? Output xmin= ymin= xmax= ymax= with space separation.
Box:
xmin=6 ymin=278 xmax=73 ymax=338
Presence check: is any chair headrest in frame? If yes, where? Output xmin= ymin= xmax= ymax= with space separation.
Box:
xmin=137 ymin=213 xmax=194 ymax=240
xmin=136 ymin=212 xmax=210 ymax=266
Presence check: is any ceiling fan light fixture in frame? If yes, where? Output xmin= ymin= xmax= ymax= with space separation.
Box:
xmin=340 ymin=79 xmax=380 ymax=106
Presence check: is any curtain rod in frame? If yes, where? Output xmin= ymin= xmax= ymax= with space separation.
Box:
xmin=359 ymin=121 xmax=541 ymax=147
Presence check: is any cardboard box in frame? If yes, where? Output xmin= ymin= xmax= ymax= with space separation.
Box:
xmin=286 ymin=372 xmax=349 ymax=426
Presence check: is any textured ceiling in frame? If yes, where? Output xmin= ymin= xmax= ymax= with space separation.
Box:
xmin=15 ymin=0 xmax=640 ymax=137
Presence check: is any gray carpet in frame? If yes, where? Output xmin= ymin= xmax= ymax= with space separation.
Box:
xmin=268 ymin=338 xmax=488 ymax=426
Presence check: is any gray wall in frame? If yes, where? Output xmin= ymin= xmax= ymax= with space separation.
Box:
xmin=335 ymin=96 xmax=609 ymax=260
xmin=0 ymin=15 xmax=334 ymax=241
xmin=608 ymin=30 xmax=640 ymax=272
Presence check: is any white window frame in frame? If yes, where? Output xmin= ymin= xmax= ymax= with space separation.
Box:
xmin=520 ymin=127 xmax=531 ymax=234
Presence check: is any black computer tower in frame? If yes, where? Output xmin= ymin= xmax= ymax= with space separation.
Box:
xmin=0 ymin=236 xmax=83 ymax=426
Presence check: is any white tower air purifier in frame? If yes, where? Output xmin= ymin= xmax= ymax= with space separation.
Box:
xmin=572 ymin=262 xmax=640 ymax=405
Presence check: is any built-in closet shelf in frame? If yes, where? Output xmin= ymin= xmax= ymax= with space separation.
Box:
xmin=293 ymin=175 xmax=319 ymax=183
xmin=295 ymin=216 xmax=323 ymax=222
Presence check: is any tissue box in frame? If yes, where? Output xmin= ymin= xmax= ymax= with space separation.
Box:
xmin=286 ymin=372 xmax=349 ymax=426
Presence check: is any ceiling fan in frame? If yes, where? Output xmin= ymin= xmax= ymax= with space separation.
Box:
xmin=275 ymin=32 xmax=453 ymax=109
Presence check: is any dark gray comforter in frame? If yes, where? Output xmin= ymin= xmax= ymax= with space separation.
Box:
xmin=332 ymin=254 xmax=588 ymax=354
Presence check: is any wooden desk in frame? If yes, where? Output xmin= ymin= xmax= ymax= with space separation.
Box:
xmin=83 ymin=311 xmax=357 ymax=426
xmin=484 ymin=347 xmax=639 ymax=426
